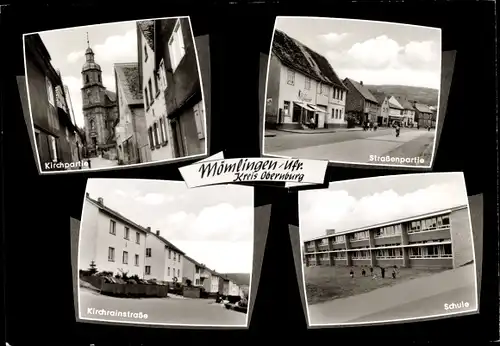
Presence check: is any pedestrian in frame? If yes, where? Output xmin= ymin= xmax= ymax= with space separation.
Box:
xmin=361 ymin=268 xmax=366 ymax=276
xmin=417 ymin=123 xmax=420 ymax=130
xmin=374 ymin=122 xmax=378 ymax=131
xmin=349 ymin=268 xmax=354 ymax=278
xmin=391 ymin=268 xmax=397 ymax=279
xmin=395 ymin=123 xmax=400 ymax=137
xmin=380 ymin=267 xmax=385 ymax=278
xmin=369 ymin=266 xmax=373 ymax=276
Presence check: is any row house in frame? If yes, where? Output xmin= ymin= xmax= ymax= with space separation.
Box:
xmin=386 ymin=96 xmax=405 ymax=126
xmin=395 ymin=95 xmax=416 ymax=127
xmin=429 ymin=105 xmax=438 ymax=127
xmin=343 ymin=78 xmax=379 ymax=125
xmin=114 ymin=63 xmax=151 ymax=165
xmin=24 ymin=34 xmax=83 ymax=171
xmin=144 ymin=228 xmax=184 ymax=283
xmin=413 ymin=102 xmax=434 ymax=128
xmin=79 ymin=194 xmax=148 ymax=277
xmin=265 ymin=29 xmax=348 ymax=130
xmin=137 ymin=18 xmax=206 ymax=161
xmin=183 ymin=254 xmax=203 ymax=286
xmin=303 ymin=205 xmax=473 ymax=270
xmin=371 ymin=91 xmax=390 ymax=126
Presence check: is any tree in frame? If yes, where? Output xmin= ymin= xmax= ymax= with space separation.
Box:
xmin=88 ymin=261 xmax=98 ymax=275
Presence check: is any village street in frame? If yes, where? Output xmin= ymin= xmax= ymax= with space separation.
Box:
xmin=79 ymin=156 xmax=119 ymax=170
xmin=265 ymin=128 xmax=436 ymax=166
xmin=79 ymin=288 xmax=247 ymax=326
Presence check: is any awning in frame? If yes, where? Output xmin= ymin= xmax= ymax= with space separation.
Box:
xmin=294 ymin=101 xmax=316 ymax=112
xmin=308 ymin=104 xmax=328 ymax=113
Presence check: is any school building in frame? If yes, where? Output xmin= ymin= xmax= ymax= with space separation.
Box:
xmin=303 ymin=205 xmax=473 ymax=269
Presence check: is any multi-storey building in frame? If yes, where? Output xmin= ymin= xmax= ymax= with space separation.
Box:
xmin=24 ymin=34 xmax=82 ymax=171
xmin=183 ymin=255 xmax=203 ymax=286
xmin=395 ymin=95 xmax=416 ymax=127
xmin=343 ymin=78 xmax=379 ymax=125
xmin=79 ymin=194 xmax=147 ymax=277
xmin=413 ymin=102 xmax=434 ymax=128
xmin=155 ymin=17 xmax=206 ymax=157
xmin=387 ymin=95 xmax=404 ymax=126
xmin=303 ymin=205 xmax=472 ymax=269
xmin=371 ymin=91 xmax=390 ymax=126
xmin=144 ymin=228 xmax=184 ymax=283
xmin=114 ymin=62 xmax=150 ymax=165
xmin=265 ymin=29 xmax=348 ymax=129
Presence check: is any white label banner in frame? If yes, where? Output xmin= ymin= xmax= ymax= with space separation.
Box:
xmin=179 ymin=152 xmax=328 ymax=188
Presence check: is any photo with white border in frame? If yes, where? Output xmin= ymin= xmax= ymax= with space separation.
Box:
xmin=77 ymin=179 xmax=253 ymax=328
xmin=298 ymin=172 xmax=478 ymax=327
xmin=23 ymin=16 xmax=208 ymax=174
xmin=262 ymin=17 xmax=442 ymax=169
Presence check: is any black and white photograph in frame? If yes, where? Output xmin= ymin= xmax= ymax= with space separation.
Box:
xmin=263 ymin=17 xmax=442 ymax=168
xmin=77 ymin=179 xmax=253 ymax=327
xmin=23 ymin=16 xmax=207 ymax=174
xmin=299 ymin=172 xmax=478 ymax=326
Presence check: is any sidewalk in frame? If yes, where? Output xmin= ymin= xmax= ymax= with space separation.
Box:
xmin=308 ymin=264 xmax=476 ymax=325
xmin=278 ymin=127 xmax=365 ymax=135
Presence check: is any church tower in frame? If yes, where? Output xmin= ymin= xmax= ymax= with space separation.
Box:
xmin=81 ymin=33 xmax=108 ymax=157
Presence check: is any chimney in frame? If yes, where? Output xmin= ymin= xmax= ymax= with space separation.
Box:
xmin=360 ymin=81 xmax=363 ymax=86
xmin=97 ymin=197 xmax=103 ymax=205
xmin=326 ymin=229 xmax=336 ymax=235
xmin=156 ymin=230 xmax=160 ymax=236
xmin=146 ymin=227 xmax=151 ymax=232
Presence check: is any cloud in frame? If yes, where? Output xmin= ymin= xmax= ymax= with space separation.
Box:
xmin=67 ymin=50 xmax=84 ymax=63
xmin=135 ymin=193 xmax=169 ymax=205
xmin=347 ymin=35 xmax=403 ymax=69
xmin=319 ymin=32 xmax=349 ymax=44
xmin=157 ymin=203 xmax=254 ymax=243
xmin=300 ymin=182 xmax=468 ymax=240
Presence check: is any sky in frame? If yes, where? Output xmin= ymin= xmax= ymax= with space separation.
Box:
xmin=34 ymin=20 xmax=138 ymax=127
xmin=275 ymin=17 xmax=442 ymax=89
xmin=84 ymin=179 xmax=254 ymax=274
xmin=299 ymin=173 xmax=468 ymax=240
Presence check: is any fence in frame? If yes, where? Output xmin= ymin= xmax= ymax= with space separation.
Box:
xmin=100 ymin=283 xmax=169 ymax=298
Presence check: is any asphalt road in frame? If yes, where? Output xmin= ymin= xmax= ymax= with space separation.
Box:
xmin=79 ymin=289 xmax=247 ymax=326
xmin=264 ymin=128 xmax=436 ymax=165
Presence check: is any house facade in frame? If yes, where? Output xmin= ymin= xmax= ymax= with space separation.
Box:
xmin=413 ymin=102 xmax=434 ymax=128
xmin=371 ymin=91 xmax=390 ymax=126
xmin=395 ymin=95 xmax=416 ymax=127
xmin=155 ymin=18 xmax=206 ymax=158
xmin=137 ymin=20 xmax=174 ymax=163
xmin=387 ymin=96 xmax=404 ymax=126
xmin=303 ymin=205 xmax=472 ymax=269
xmin=114 ymin=63 xmax=150 ymax=165
xmin=228 ymin=280 xmax=240 ymax=296
xmin=24 ymin=34 xmax=82 ymax=171
xmin=183 ymin=255 xmax=202 ymax=286
xmin=79 ymin=194 xmax=147 ymax=277
xmin=80 ymin=43 xmax=118 ymax=160
xmin=343 ymin=78 xmax=379 ymax=125
xmin=144 ymin=228 xmax=184 ymax=282
xmin=265 ymin=29 xmax=348 ymax=130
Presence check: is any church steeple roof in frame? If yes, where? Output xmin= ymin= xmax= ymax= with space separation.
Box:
xmin=82 ymin=32 xmax=102 ymax=73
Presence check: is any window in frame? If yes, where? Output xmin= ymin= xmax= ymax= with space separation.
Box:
xmin=163 ymin=116 xmax=169 ymax=142
xmin=159 ymin=60 xmax=168 ymax=89
xmin=168 ymin=250 xmax=172 ymax=259
xmin=177 ymin=269 xmax=180 ymax=277
xmin=124 ymin=227 xmax=130 ymax=240
xmin=98 ymin=75 xmax=101 ymax=83
xmin=135 ymin=232 xmax=140 ymax=244
xmin=173 ymin=253 xmax=177 ymax=261
xmin=109 ymin=220 xmax=116 ymax=235
xmin=85 ymin=75 xmax=89 ymax=84
xmin=145 ymin=265 xmax=151 ymax=275
xmin=286 ymin=69 xmax=295 ymax=85
xmin=339 ymin=109 xmax=343 ymax=119
xmin=90 ymin=119 xmax=95 ymax=130
xmin=195 ymin=279 xmax=200 ymax=285
xmin=168 ymin=19 xmax=186 ymax=71
xmin=178 ymin=255 xmax=181 ymax=263
xmin=442 ymin=215 xmax=450 ymax=226
xmin=168 ymin=267 xmax=171 ymax=276
xmin=331 ymin=108 xmax=335 ymax=119
xmin=304 ymin=77 xmax=311 ymax=90
xmin=153 ymin=122 xmax=160 ymax=147
xmin=154 ymin=70 xmax=160 ymax=96
xmin=144 ymin=45 xmax=148 ymax=61
xmin=108 ymin=247 xmax=115 ymax=261
xmin=144 ymin=87 xmax=149 ymax=108
xmin=135 ymin=254 xmax=139 ymax=266
xmin=122 ymin=251 xmax=128 ymax=264
xmin=148 ymin=127 xmax=155 ymax=149
xmin=159 ymin=118 xmax=166 ymax=143
xmin=148 ymin=79 xmax=153 ymax=103
xmin=48 ymin=135 xmax=58 ymax=162
xmin=281 ymin=101 xmax=291 ymax=117
xmin=146 ymin=248 xmax=152 ymax=257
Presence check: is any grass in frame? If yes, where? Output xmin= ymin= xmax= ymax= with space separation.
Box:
xmin=304 ymin=265 xmax=447 ymax=305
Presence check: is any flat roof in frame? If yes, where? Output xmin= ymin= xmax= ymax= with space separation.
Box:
xmin=304 ymin=204 xmax=468 ymax=243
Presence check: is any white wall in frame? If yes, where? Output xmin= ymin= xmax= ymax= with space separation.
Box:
xmin=277 ymin=61 xmax=346 ymax=127
xmin=140 ymin=30 xmax=174 ymax=162
xmin=228 ymin=281 xmax=240 ymax=296
xmin=144 ymin=233 xmax=167 ymax=281
xmin=210 ymin=274 xmax=219 ymax=293
xmin=164 ymin=247 xmax=183 ymax=282
xmin=79 ymin=199 xmax=99 ymax=271
xmin=90 ymin=204 xmax=147 ymax=277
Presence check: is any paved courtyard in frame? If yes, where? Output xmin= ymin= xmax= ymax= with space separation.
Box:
xmin=265 ymin=128 xmax=436 ymax=166
xmin=79 ymin=288 xmax=247 ymax=326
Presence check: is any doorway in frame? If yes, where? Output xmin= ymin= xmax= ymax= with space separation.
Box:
xmin=171 ymin=119 xmax=186 ymax=158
